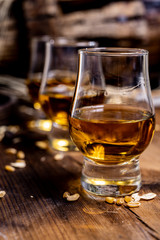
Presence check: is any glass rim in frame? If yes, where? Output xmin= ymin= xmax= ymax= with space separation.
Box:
xmin=32 ymin=35 xmax=51 ymax=42
xmin=48 ymin=39 xmax=98 ymax=47
xmin=78 ymin=47 xmax=148 ymax=56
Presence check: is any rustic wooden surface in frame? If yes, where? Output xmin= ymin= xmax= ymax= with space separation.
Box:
xmin=0 ymin=107 xmax=159 ymax=240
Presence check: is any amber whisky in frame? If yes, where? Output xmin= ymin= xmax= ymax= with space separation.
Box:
xmin=69 ymin=104 xmax=155 ymax=164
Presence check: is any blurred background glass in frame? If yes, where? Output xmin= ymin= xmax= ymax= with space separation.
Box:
xmin=39 ymin=38 xmax=97 ymax=152
xmin=25 ymin=36 xmax=52 ymax=133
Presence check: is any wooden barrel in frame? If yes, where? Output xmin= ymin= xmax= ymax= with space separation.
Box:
xmin=0 ymin=0 xmax=18 ymax=68
xmin=22 ymin=0 xmax=60 ymax=38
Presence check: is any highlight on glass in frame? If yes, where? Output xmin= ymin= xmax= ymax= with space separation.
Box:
xmin=69 ymin=47 xmax=155 ymax=196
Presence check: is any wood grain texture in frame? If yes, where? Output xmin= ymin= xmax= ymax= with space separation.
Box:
xmin=0 ymin=109 xmax=159 ymax=240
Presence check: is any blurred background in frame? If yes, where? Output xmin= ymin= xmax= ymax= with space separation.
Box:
xmin=0 ymin=0 xmax=160 ymax=88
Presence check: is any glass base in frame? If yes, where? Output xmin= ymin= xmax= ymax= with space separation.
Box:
xmin=81 ymin=157 xmax=141 ymax=197
xmin=49 ymin=125 xmax=78 ymax=152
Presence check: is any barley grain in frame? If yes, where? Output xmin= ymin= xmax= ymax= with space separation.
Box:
xmin=63 ymin=192 xmax=70 ymax=198
xmin=105 ymin=197 xmax=116 ymax=204
xmin=66 ymin=193 xmax=80 ymax=201
xmin=127 ymin=202 xmax=141 ymax=208
xmin=0 ymin=191 xmax=6 ymax=198
xmin=140 ymin=193 xmax=157 ymax=200
xmin=17 ymin=151 xmax=25 ymax=159
xmin=124 ymin=196 xmax=133 ymax=203
xmin=116 ymin=198 xmax=124 ymax=205
xmin=11 ymin=161 xmax=26 ymax=168
xmin=63 ymin=192 xmax=80 ymax=201
xmin=5 ymin=148 xmax=17 ymax=154
xmin=5 ymin=165 xmax=15 ymax=172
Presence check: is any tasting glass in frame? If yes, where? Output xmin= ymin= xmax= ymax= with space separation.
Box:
xmin=26 ymin=35 xmax=52 ymax=132
xmin=39 ymin=39 xmax=98 ymax=152
xmin=39 ymin=39 xmax=97 ymax=151
xmin=69 ymin=48 xmax=155 ymax=196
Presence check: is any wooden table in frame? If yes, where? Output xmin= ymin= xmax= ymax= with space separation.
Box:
xmin=0 ymin=107 xmax=160 ymax=240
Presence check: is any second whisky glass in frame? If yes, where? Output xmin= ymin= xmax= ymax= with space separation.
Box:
xmin=39 ymin=39 xmax=97 ymax=151
xmin=69 ymin=48 xmax=155 ymax=196
xmin=26 ymin=36 xmax=52 ymax=132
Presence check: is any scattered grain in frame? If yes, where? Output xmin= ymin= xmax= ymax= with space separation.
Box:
xmin=105 ymin=197 xmax=116 ymax=204
xmin=0 ymin=126 xmax=7 ymax=134
xmin=124 ymin=196 xmax=133 ymax=203
xmin=7 ymin=125 xmax=20 ymax=133
xmin=131 ymin=193 xmax=141 ymax=202
xmin=0 ymin=126 xmax=6 ymax=141
xmin=140 ymin=193 xmax=157 ymax=200
xmin=11 ymin=161 xmax=26 ymax=168
xmin=0 ymin=191 xmax=6 ymax=198
xmin=17 ymin=150 xmax=25 ymax=159
xmin=40 ymin=156 xmax=46 ymax=162
xmin=63 ymin=192 xmax=80 ymax=201
xmin=116 ymin=198 xmax=124 ymax=206
xmin=16 ymin=159 xmax=25 ymax=163
xmin=5 ymin=165 xmax=15 ymax=172
xmin=67 ymin=193 xmax=80 ymax=201
xmin=63 ymin=192 xmax=70 ymax=198
xmin=127 ymin=202 xmax=141 ymax=208
xmin=5 ymin=148 xmax=17 ymax=155
xmin=104 ymin=192 xmax=156 ymax=208
xmin=13 ymin=138 xmax=21 ymax=144
xmin=54 ymin=153 xmax=64 ymax=161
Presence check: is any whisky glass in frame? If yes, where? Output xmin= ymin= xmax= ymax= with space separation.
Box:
xmin=39 ymin=39 xmax=97 ymax=151
xmin=69 ymin=48 xmax=155 ymax=196
xmin=26 ymin=36 xmax=52 ymax=132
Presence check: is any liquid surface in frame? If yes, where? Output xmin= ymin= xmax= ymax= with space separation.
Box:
xmin=69 ymin=104 xmax=155 ymax=164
